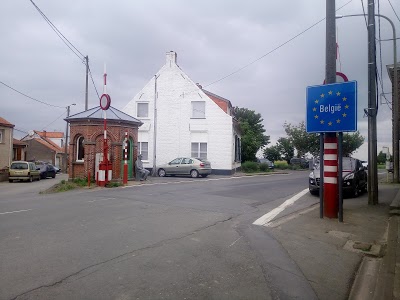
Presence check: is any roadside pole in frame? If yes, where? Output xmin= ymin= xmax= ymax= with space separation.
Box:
xmin=324 ymin=0 xmax=338 ymax=218
xmin=367 ymin=0 xmax=379 ymax=204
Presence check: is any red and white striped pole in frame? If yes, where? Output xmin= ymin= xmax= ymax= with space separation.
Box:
xmin=103 ymin=64 xmax=109 ymax=183
xmin=323 ymin=136 xmax=338 ymax=218
xmin=123 ymin=131 xmax=128 ymax=184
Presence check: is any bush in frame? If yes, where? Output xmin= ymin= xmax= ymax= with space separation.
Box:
xmin=106 ymin=181 xmax=122 ymax=188
xmin=259 ymin=163 xmax=270 ymax=172
xmin=274 ymin=160 xmax=289 ymax=169
xmin=241 ymin=161 xmax=259 ymax=172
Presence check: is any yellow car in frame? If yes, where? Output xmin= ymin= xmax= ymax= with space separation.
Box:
xmin=9 ymin=161 xmax=41 ymax=182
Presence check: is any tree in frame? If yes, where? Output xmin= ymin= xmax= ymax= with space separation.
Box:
xmin=234 ymin=107 xmax=270 ymax=162
xmin=377 ymin=151 xmax=386 ymax=164
xmin=342 ymin=132 xmax=365 ymax=156
xmin=263 ymin=145 xmax=281 ymax=162
xmin=283 ymin=121 xmax=319 ymax=157
xmin=283 ymin=121 xmax=365 ymax=157
xmin=276 ymin=137 xmax=294 ymax=163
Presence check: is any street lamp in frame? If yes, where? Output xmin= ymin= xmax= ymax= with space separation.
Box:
xmin=64 ymin=103 xmax=76 ymax=173
xmin=336 ymin=14 xmax=398 ymax=186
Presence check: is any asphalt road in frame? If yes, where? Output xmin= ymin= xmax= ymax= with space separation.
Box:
xmin=0 ymin=171 xmax=317 ymax=300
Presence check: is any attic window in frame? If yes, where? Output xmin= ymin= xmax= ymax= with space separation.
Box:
xmin=137 ymin=103 xmax=149 ymax=118
xmin=191 ymin=101 xmax=205 ymax=119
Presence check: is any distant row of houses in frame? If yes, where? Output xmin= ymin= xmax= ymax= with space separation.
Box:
xmin=0 ymin=118 xmax=65 ymax=171
xmin=1 ymin=51 xmax=242 ymax=180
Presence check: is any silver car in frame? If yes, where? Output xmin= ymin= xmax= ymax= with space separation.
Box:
xmin=157 ymin=157 xmax=212 ymax=178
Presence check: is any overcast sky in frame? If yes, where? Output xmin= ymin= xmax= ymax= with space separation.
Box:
xmin=1 ymin=0 xmax=398 ymax=160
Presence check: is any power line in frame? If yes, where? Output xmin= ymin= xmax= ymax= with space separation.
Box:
xmin=29 ymin=0 xmax=85 ymax=62
xmin=42 ymin=109 xmax=68 ymax=130
xmin=88 ymin=64 xmax=100 ymax=99
xmin=204 ymin=0 xmax=354 ymax=88
xmin=360 ymin=0 xmax=368 ymax=27
xmin=0 ymin=81 xmax=64 ymax=108
xmin=387 ymin=0 xmax=400 ymax=22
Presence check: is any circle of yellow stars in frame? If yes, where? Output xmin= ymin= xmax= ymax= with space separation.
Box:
xmin=312 ymin=90 xmax=350 ymax=126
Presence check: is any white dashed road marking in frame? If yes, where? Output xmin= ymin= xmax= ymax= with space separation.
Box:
xmin=0 ymin=209 xmax=32 ymax=215
xmin=253 ymin=188 xmax=309 ymax=226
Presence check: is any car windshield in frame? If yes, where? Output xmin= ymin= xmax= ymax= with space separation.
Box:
xmin=314 ymin=159 xmax=355 ymax=171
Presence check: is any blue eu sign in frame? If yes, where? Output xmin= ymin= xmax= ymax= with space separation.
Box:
xmin=306 ymin=81 xmax=357 ymax=133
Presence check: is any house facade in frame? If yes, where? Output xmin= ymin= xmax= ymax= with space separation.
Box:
xmin=21 ymin=133 xmax=64 ymax=167
xmin=0 ymin=117 xmax=15 ymax=169
xmin=123 ymin=51 xmax=241 ymax=174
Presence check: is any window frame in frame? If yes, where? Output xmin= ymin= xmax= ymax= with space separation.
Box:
xmin=0 ymin=129 xmax=4 ymax=143
xmin=76 ymin=136 xmax=84 ymax=162
xmin=191 ymin=101 xmax=206 ymax=119
xmin=191 ymin=142 xmax=207 ymax=159
xmin=138 ymin=141 xmax=149 ymax=160
xmin=137 ymin=102 xmax=149 ymax=118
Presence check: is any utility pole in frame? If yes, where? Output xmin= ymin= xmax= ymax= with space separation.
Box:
xmin=324 ymin=0 xmax=338 ymax=218
xmin=367 ymin=0 xmax=378 ymax=204
xmin=64 ymin=104 xmax=75 ymax=173
xmin=85 ymin=55 xmax=89 ymax=111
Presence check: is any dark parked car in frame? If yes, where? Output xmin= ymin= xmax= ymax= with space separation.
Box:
xmin=37 ymin=163 xmax=57 ymax=179
xmin=257 ymin=158 xmax=275 ymax=169
xmin=290 ymin=157 xmax=310 ymax=168
xmin=309 ymin=157 xmax=367 ymax=197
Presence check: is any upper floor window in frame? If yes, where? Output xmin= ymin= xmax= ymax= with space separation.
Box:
xmin=76 ymin=136 xmax=84 ymax=162
xmin=138 ymin=142 xmax=148 ymax=160
xmin=137 ymin=103 xmax=149 ymax=118
xmin=0 ymin=129 xmax=3 ymax=143
xmin=191 ymin=142 xmax=207 ymax=159
xmin=191 ymin=101 xmax=205 ymax=118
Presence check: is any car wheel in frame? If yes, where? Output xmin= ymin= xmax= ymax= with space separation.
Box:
xmin=9 ymin=179 xmax=13 ymax=183
xmin=29 ymin=176 xmax=33 ymax=183
xmin=52 ymin=173 xmax=56 ymax=178
xmin=309 ymin=189 xmax=318 ymax=196
xmin=158 ymin=169 xmax=166 ymax=177
xmin=201 ymin=174 xmax=208 ymax=178
xmin=190 ymin=169 xmax=199 ymax=178
xmin=37 ymin=176 xmax=41 ymax=181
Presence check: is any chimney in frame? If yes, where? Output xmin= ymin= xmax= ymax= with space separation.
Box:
xmin=43 ymin=130 xmax=47 ymax=138
xmin=166 ymin=51 xmax=177 ymax=66
xmin=196 ymin=83 xmax=203 ymax=89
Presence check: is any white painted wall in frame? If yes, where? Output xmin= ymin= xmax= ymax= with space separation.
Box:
xmin=123 ymin=51 xmax=240 ymax=172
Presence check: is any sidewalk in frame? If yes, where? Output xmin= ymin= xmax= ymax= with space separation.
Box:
xmin=265 ymin=182 xmax=400 ymax=300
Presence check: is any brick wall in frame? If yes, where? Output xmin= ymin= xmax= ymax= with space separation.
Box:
xmin=68 ymin=120 xmax=139 ymax=181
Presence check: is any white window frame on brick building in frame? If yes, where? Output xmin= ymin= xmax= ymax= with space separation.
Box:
xmin=76 ymin=136 xmax=84 ymax=162
xmin=138 ymin=142 xmax=148 ymax=160
xmin=191 ymin=142 xmax=207 ymax=159
xmin=0 ymin=129 xmax=3 ymax=143
xmin=137 ymin=103 xmax=149 ymax=118
xmin=191 ymin=101 xmax=205 ymax=119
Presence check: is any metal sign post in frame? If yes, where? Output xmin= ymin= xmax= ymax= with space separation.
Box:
xmin=306 ymin=81 xmax=357 ymax=220
xmin=98 ymin=65 xmax=112 ymax=187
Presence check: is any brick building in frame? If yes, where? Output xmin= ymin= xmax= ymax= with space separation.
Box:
xmin=66 ymin=106 xmax=142 ymax=181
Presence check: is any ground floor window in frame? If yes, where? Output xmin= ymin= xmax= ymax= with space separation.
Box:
xmin=76 ymin=136 xmax=84 ymax=161
xmin=191 ymin=142 xmax=207 ymax=159
xmin=138 ymin=142 xmax=148 ymax=160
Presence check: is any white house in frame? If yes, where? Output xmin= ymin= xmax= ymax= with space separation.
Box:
xmin=123 ymin=51 xmax=241 ymax=175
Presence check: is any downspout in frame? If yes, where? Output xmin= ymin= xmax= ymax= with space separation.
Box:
xmin=152 ymin=75 xmax=158 ymax=176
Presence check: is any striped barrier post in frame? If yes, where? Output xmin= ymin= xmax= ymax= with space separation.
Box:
xmin=324 ymin=136 xmax=338 ymax=218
